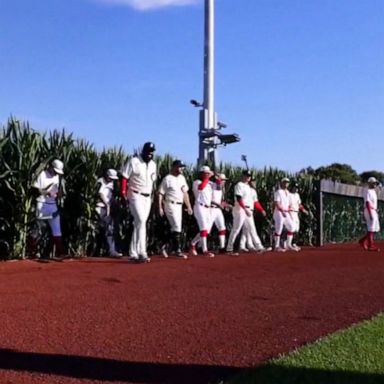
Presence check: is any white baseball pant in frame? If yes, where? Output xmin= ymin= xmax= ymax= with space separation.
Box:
xmin=364 ymin=208 xmax=380 ymax=232
xmin=129 ymin=193 xmax=152 ymax=258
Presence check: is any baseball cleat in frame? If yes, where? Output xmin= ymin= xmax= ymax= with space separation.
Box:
xmin=358 ymin=238 xmax=368 ymax=250
xmin=226 ymin=250 xmax=239 ymax=256
xmin=109 ymin=251 xmax=123 ymax=258
xmin=239 ymin=248 xmax=249 ymax=253
xmin=368 ymin=246 xmax=380 ymax=252
xmin=176 ymin=252 xmax=188 ymax=259
xmin=274 ymin=247 xmax=286 ymax=253
xmin=161 ymin=245 xmax=169 ymax=258
xmin=202 ymin=251 xmax=215 ymax=258
xmin=189 ymin=245 xmax=198 ymax=256
xmin=286 ymin=245 xmax=300 ymax=252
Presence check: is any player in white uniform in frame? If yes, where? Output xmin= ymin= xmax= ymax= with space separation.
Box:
xmin=288 ymin=182 xmax=309 ymax=250
xmin=273 ymin=177 xmax=298 ymax=252
xmin=359 ymin=176 xmax=380 ymax=251
xmin=226 ymin=170 xmax=255 ymax=255
xmin=190 ymin=166 xmax=215 ymax=257
xmin=121 ymin=142 xmax=157 ymax=263
xmin=96 ymin=169 xmax=122 ymax=257
xmin=33 ymin=159 xmax=65 ymax=258
xmin=239 ymin=181 xmax=271 ymax=252
xmin=158 ymin=160 xmax=193 ymax=259
xmin=190 ymin=173 xmax=229 ymax=254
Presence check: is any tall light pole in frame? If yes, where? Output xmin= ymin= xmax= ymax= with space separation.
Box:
xmin=201 ymin=0 xmax=215 ymax=165
xmin=193 ymin=0 xmax=240 ymax=167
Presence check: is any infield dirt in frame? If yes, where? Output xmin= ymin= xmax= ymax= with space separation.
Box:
xmin=0 ymin=242 xmax=383 ymax=383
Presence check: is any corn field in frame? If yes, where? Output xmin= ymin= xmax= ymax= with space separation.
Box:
xmin=0 ymin=117 xmax=374 ymax=260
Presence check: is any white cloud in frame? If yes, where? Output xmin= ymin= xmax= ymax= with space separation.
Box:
xmin=95 ymin=0 xmax=199 ymax=11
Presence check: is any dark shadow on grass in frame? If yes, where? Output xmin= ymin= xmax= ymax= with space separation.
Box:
xmin=229 ymin=363 xmax=384 ymax=384
xmin=0 ymin=348 xmax=241 ymax=384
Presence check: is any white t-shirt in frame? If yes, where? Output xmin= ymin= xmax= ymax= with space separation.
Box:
xmin=33 ymin=170 xmax=60 ymax=204
xmin=193 ymin=179 xmax=213 ymax=206
xmin=364 ymin=188 xmax=378 ymax=210
xmin=289 ymin=192 xmax=302 ymax=212
xmin=96 ymin=177 xmax=114 ymax=207
xmin=159 ymin=174 xmax=188 ymax=203
xmin=234 ymin=181 xmax=253 ymax=208
xmin=121 ymin=155 xmax=157 ymax=194
xmin=274 ymin=188 xmax=291 ymax=212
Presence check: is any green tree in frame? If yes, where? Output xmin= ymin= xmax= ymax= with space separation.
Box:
xmin=314 ymin=163 xmax=359 ymax=184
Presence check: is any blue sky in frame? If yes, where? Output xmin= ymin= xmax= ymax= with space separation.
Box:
xmin=0 ymin=0 xmax=383 ymax=173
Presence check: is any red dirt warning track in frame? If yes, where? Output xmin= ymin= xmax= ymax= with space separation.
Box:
xmin=0 ymin=243 xmax=384 ymax=384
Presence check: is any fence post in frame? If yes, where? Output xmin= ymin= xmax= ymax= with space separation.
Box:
xmin=315 ymin=180 xmax=324 ymax=246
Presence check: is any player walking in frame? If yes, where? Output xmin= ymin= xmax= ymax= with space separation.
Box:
xmin=33 ymin=159 xmax=66 ymax=259
xmin=158 ymin=160 xmax=193 ymax=259
xmin=288 ymin=182 xmax=309 ymax=250
xmin=359 ymin=177 xmax=381 ymax=251
xmin=239 ymin=181 xmax=271 ymax=253
xmin=190 ymin=173 xmax=229 ymax=254
xmin=190 ymin=166 xmax=215 ymax=257
xmin=121 ymin=142 xmax=157 ymax=263
xmin=273 ymin=177 xmax=298 ymax=252
xmin=96 ymin=169 xmax=122 ymax=257
xmin=225 ymin=170 xmax=255 ymax=255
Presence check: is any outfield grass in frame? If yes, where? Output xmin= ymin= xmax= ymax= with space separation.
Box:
xmin=228 ymin=313 xmax=384 ymax=384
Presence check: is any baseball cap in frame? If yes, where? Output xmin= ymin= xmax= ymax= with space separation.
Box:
xmin=51 ymin=159 xmax=64 ymax=175
xmin=219 ymin=173 xmax=228 ymax=180
xmin=281 ymin=177 xmax=290 ymax=183
xmin=172 ymin=160 xmax=186 ymax=168
xmin=200 ymin=165 xmax=211 ymax=173
xmin=106 ymin=169 xmax=118 ymax=180
xmin=242 ymin=170 xmax=252 ymax=177
xmin=142 ymin=142 xmax=156 ymax=153
xmin=368 ymin=176 xmax=378 ymax=184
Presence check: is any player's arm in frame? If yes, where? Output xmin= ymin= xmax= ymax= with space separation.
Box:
xmin=254 ymin=200 xmax=266 ymax=216
xmin=366 ymin=200 xmax=374 ymax=220
xmin=183 ymin=190 xmax=193 ymax=215
xmin=274 ymin=200 xmax=287 ymax=217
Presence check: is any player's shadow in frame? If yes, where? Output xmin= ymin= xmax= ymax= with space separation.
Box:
xmin=0 ymin=348 xmax=241 ymax=384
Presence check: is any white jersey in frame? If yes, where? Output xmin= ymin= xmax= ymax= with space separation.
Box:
xmin=364 ymin=188 xmax=378 ymax=210
xmin=274 ymin=188 xmax=291 ymax=212
xmin=289 ymin=192 xmax=302 ymax=212
xmin=234 ymin=181 xmax=253 ymax=208
xmin=33 ymin=170 xmax=60 ymax=204
xmin=193 ymin=179 xmax=213 ymax=206
xmin=121 ymin=155 xmax=157 ymax=195
xmin=159 ymin=174 xmax=188 ymax=203
xmin=211 ymin=182 xmax=223 ymax=206
xmin=96 ymin=177 xmax=114 ymax=208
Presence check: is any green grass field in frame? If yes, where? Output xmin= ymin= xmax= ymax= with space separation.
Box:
xmin=228 ymin=313 xmax=384 ymax=384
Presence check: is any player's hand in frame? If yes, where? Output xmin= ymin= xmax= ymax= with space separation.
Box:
xmin=48 ymin=191 xmax=57 ymax=198
xmin=245 ymin=208 xmax=252 ymax=217
xmin=282 ymin=211 xmax=287 ymax=218
xmin=261 ymin=210 xmax=267 ymax=217
xmin=187 ymin=207 xmax=193 ymax=215
xmin=159 ymin=207 xmax=165 ymax=217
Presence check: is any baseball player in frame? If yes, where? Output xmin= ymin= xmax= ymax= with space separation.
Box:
xmin=225 ymin=170 xmax=255 ymax=255
xmin=190 ymin=165 xmax=215 ymax=257
xmin=190 ymin=172 xmax=229 ymax=254
xmin=358 ymin=176 xmax=380 ymax=251
xmin=33 ymin=159 xmax=65 ymax=258
xmin=239 ymin=181 xmax=271 ymax=252
xmin=96 ymin=169 xmax=122 ymax=257
xmin=273 ymin=177 xmax=298 ymax=252
xmin=288 ymin=182 xmax=309 ymax=250
xmin=158 ymin=160 xmax=193 ymax=259
xmin=120 ymin=142 xmax=157 ymax=263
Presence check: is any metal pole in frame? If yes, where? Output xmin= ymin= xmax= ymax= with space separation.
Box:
xmin=198 ymin=0 xmax=216 ymax=166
